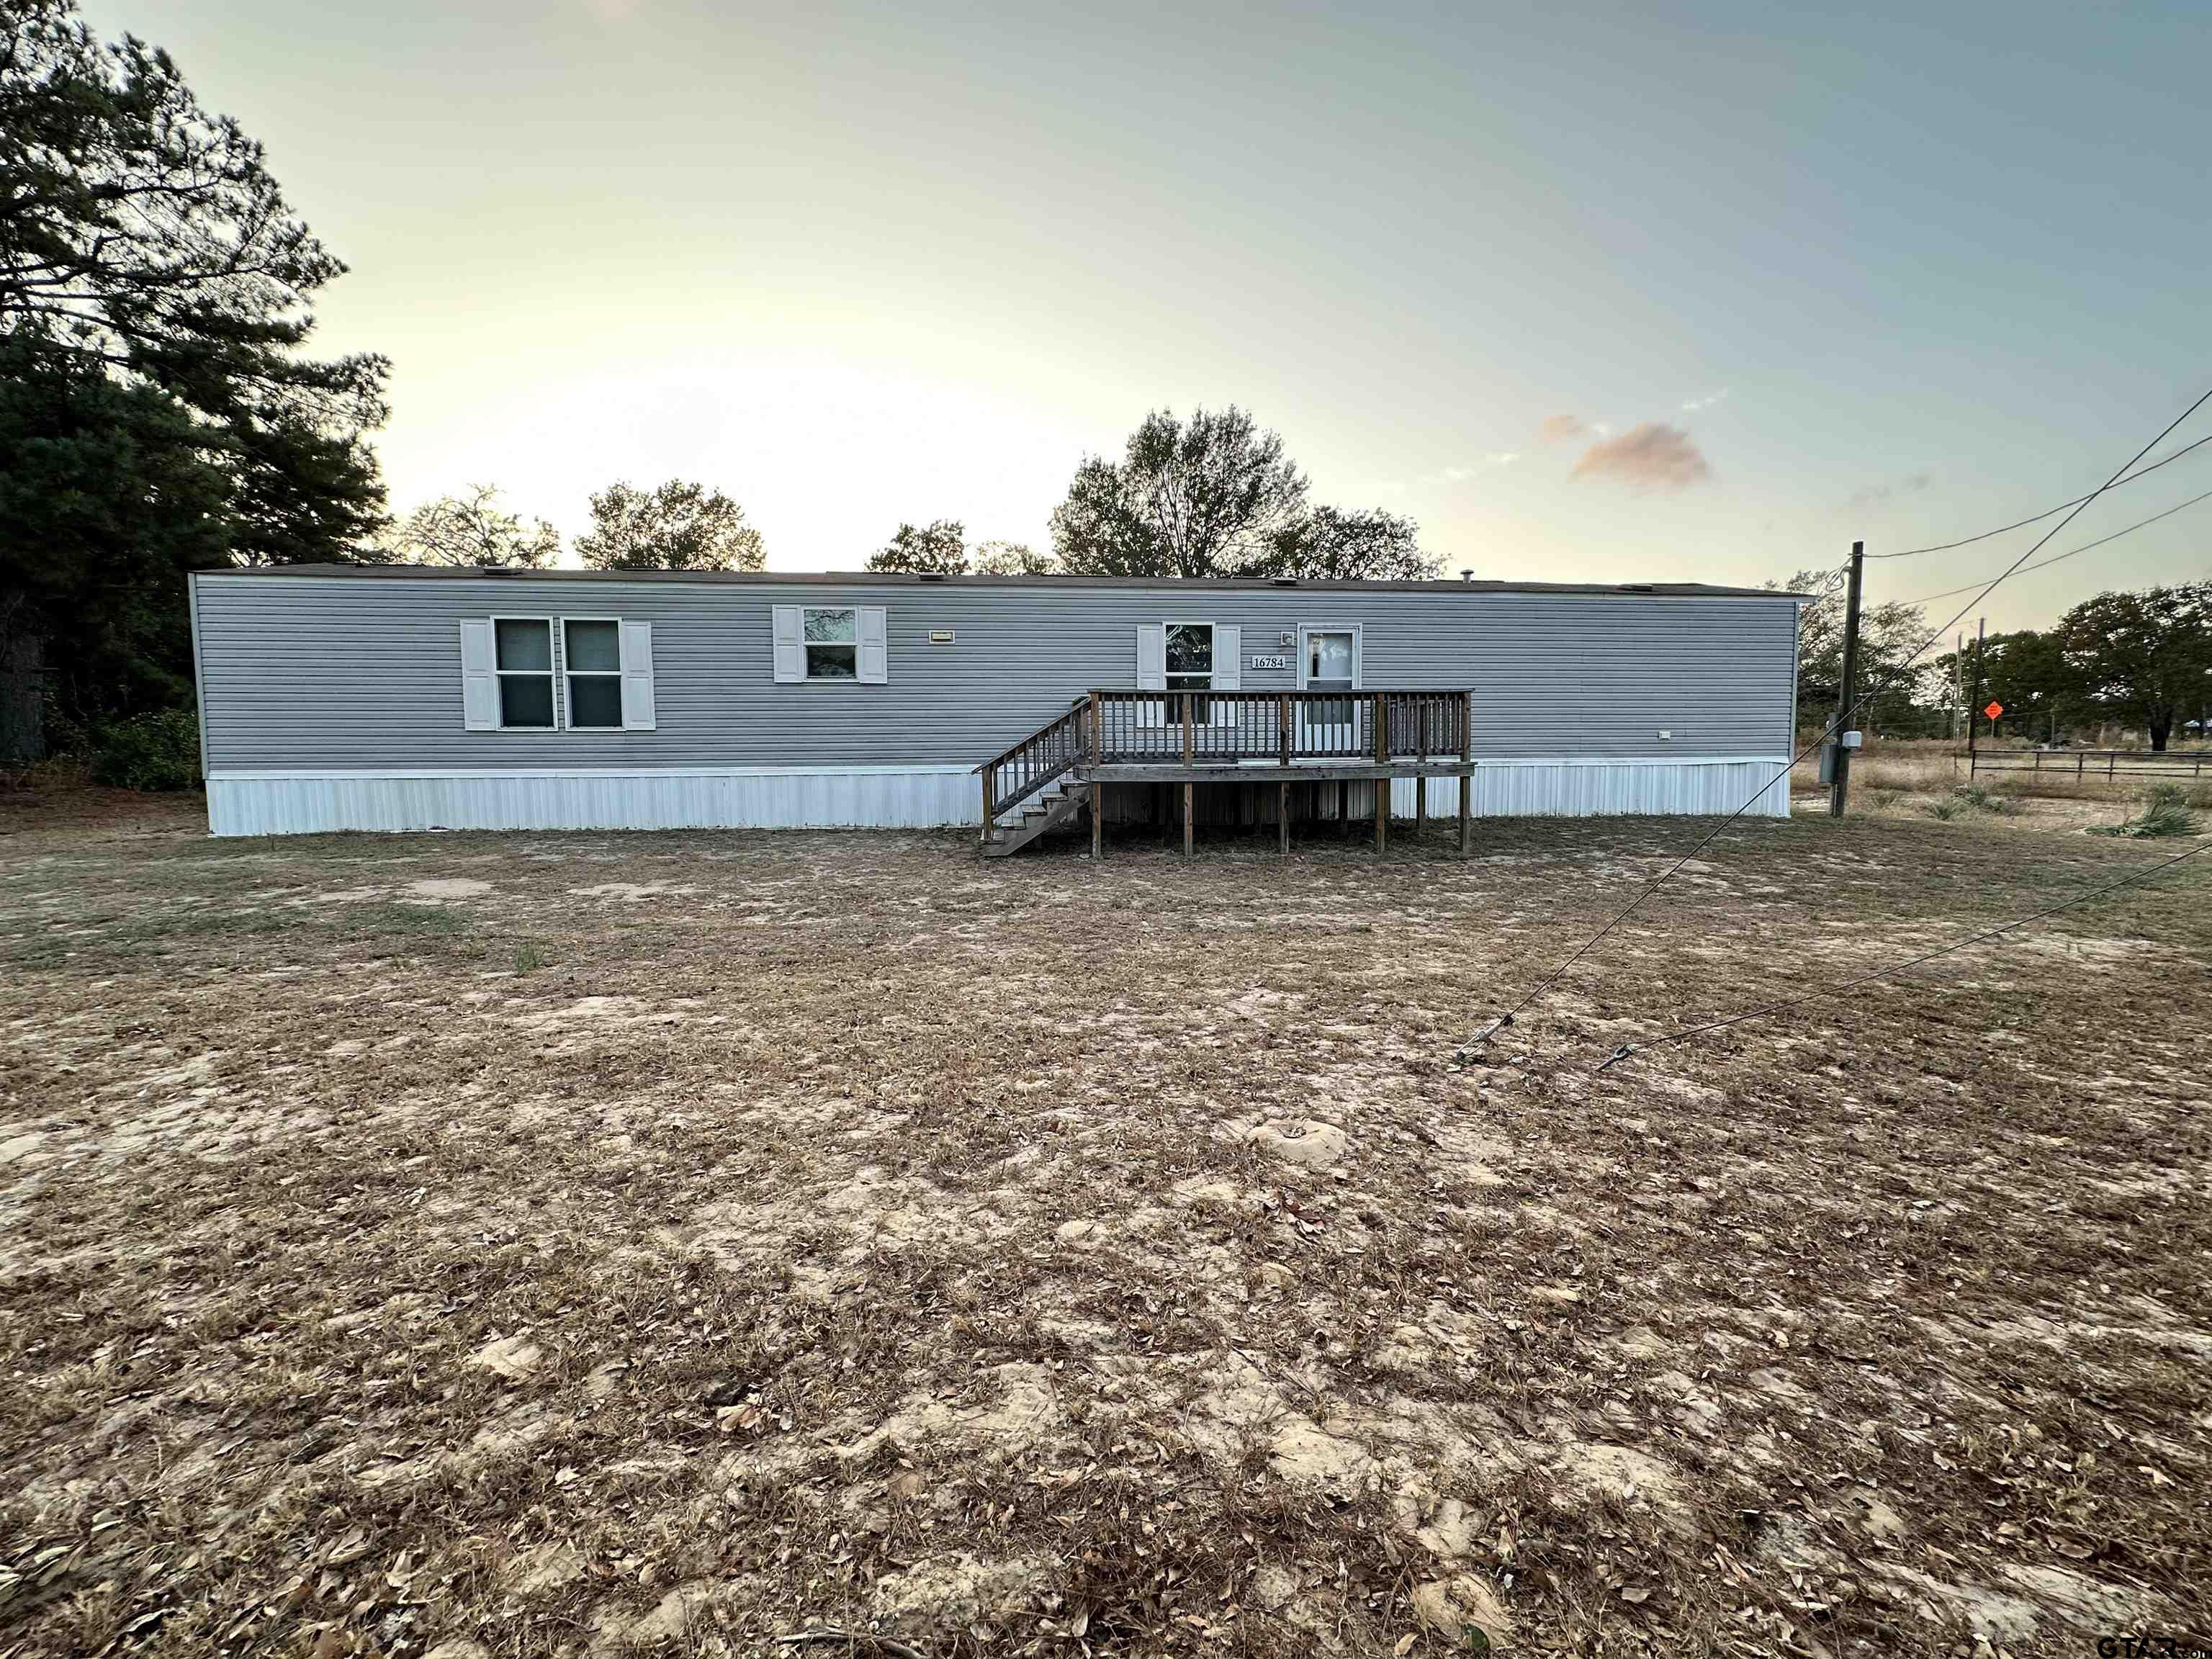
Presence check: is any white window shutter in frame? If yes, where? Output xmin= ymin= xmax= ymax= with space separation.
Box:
xmin=1135 ymin=624 xmax=1166 ymax=689
xmin=1214 ymin=625 xmax=1241 ymax=690
xmin=619 ymin=620 xmax=657 ymax=730
xmin=771 ymin=606 xmax=805 ymax=683
xmin=459 ymin=619 xmax=497 ymax=731
xmin=858 ymin=606 xmax=889 ymax=683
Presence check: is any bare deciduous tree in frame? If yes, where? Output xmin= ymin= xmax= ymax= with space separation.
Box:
xmin=387 ymin=485 xmax=558 ymax=569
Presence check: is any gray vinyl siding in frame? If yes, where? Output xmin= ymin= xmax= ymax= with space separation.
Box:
xmin=191 ymin=573 xmax=1799 ymax=770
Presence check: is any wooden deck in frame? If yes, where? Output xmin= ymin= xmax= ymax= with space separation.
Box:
xmin=977 ymin=689 xmax=1476 ymax=857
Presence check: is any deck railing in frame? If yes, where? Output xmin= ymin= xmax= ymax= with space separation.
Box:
xmin=1090 ymin=689 xmax=1471 ymax=765
xmin=978 ymin=690 xmax=1477 ymax=837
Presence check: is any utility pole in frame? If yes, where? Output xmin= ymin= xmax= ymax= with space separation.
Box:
xmin=1951 ymin=633 xmax=1964 ymax=743
xmin=1966 ymin=617 xmax=1985 ymax=768
xmin=1828 ymin=540 xmax=1864 ymax=818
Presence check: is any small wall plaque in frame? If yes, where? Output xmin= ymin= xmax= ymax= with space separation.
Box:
xmin=928 ymin=629 xmax=956 ymax=644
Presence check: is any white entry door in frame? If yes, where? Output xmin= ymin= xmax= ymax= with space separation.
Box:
xmin=1298 ymin=626 xmax=1362 ymax=752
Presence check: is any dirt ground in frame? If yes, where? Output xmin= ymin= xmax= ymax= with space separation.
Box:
xmin=1 ymin=786 xmax=2207 ymax=1658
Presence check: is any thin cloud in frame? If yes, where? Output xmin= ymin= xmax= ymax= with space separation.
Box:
xmin=1569 ymin=423 xmax=1713 ymax=492
xmin=1845 ymin=471 xmax=1934 ymax=511
xmin=1436 ymin=452 xmax=1521 ymax=482
xmin=1537 ymin=414 xmax=1586 ymax=445
xmin=1679 ymin=387 xmax=1730 ymax=413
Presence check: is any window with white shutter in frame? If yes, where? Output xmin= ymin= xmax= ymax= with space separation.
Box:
xmin=774 ymin=605 xmax=891 ymax=683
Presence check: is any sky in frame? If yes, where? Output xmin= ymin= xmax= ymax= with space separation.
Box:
xmin=79 ymin=0 xmax=2212 ymax=631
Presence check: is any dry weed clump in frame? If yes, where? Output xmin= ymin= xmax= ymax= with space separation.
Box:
xmin=1 ymin=788 xmax=2208 ymax=1657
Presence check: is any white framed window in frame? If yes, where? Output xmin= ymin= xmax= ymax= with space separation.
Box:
xmin=803 ymin=606 xmax=859 ymax=680
xmin=493 ymin=616 xmax=556 ymax=729
xmin=1164 ymin=621 xmax=1213 ymax=696
xmin=773 ymin=605 xmax=887 ymax=683
xmin=561 ymin=616 xmax=623 ymax=729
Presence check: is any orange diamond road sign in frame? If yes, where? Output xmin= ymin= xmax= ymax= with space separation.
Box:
xmin=1984 ymin=701 xmax=2004 ymax=720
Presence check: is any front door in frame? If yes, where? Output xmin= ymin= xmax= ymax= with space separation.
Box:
xmin=1298 ymin=627 xmax=1360 ymax=752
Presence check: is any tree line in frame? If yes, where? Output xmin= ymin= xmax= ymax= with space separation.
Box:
xmin=1779 ymin=570 xmax=2212 ymax=752
xmin=398 ymin=403 xmax=1437 ymax=584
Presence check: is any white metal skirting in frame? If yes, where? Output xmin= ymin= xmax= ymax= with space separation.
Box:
xmin=1385 ymin=757 xmax=1791 ymax=820
xmin=204 ymin=767 xmax=980 ymax=836
xmin=203 ymin=758 xmax=1789 ymax=837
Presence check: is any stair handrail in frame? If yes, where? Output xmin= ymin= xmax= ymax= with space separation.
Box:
xmin=976 ymin=697 xmax=1092 ymax=836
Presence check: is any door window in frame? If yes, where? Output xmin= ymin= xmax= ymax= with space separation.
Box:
xmin=1306 ymin=629 xmax=1355 ymax=725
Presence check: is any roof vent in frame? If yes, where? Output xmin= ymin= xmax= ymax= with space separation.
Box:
xmin=917 ymin=570 xmax=949 ymax=582
xmin=479 ymin=565 xmax=526 ymax=576
xmin=1270 ymin=576 xmax=1299 ymax=587
xmin=1458 ymin=570 xmax=1475 ymax=581
xmin=1622 ymin=582 xmax=1656 ymax=593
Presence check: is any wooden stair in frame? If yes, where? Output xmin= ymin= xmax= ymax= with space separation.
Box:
xmin=981 ymin=778 xmax=1091 ymax=858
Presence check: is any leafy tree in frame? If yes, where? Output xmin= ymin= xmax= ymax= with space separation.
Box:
xmin=1260 ymin=505 xmax=1437 ymax=581
xmin=0 ymin=0 xmax=387 ymax=526
xmin=1051 ymin=407 xmax=1308 ymax=578
xmin=0 ymin=333 xmax=232 ymax=763
xmin=387 ymin=485 xmax=559 ymax=569
xmin=1 ymin=0 xmax=387 ymax=756
xmin=576 ymin=479 xmax=764 ymax=572
xmin=866 ymin=519 xmax=966 ymax=575
xmin=1051 ymin=407 xmax=1436 ymax=580
xmin=1932 ymin=629 xmax=2077 ymax=743
xmin=1770 ymin=569 xmax=1934 ymax=734
xmin=2054 ymin=583 xmax=2211 ymax=752
xmin=971 ymin=539 xmax=1056 ymax=576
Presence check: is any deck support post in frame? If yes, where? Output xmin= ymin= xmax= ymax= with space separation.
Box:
xmin=1092 ymin=783 xmax=1103 ymax=860
xmin=1338 ymin=779 xmax=1348 ymax=836
xmin=1417 ymin=698 xmax=1429 ymax=839
xmin=980 ymin=770 xmax=993 ymax=853
xmin=1373 ymin=691 xmax=1388 ymax=853
xmin=1278 ymin=781 xmax=1289 ymax=855
xmin=1181 ymin=691 xmax=1194 ymax=857
xmin=1460 ymin=692 xmax=1473 ymax=855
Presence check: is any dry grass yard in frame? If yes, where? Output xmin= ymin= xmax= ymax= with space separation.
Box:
xmin=1 ymin=786 xmax=2208 ymax=1658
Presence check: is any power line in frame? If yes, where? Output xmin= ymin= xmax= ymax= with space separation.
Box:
xmin=1596 ymin=840 xmax=2209 ymax=1073
xmin=1863 ymin=430 xmax=2212 ymax=558
xmin=1892 ymin=483 xmax=2212 ymax=607
xmin=1454 ymin=382 xmax=2212 ymax=1063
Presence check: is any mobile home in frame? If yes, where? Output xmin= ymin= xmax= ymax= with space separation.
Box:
xmin=186 ymin=566 xmax=1802 ymax=849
